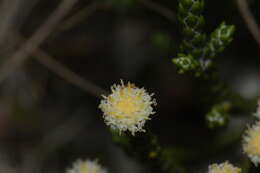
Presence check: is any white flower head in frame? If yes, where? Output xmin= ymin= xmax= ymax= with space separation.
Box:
xmin=243 ymin=121 xmax=260 ymax=166
xmin=99 ymin=80 xmax=156 ymax=135
xmin=207 ymin=161 xmax=241 ymax=173
xmin=66 ymin=159 xmax=107 ymax=173
xmin=253 ymin=100 xmax=260 ymax=119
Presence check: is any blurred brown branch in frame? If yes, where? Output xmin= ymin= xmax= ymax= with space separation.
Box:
xmin=0 ymin=0 xmax=108 ymax=98
xmin=35 ymin=49 xmax=108 ymax=97
xmin=0 ymin=0 xmax=78 ymax=84
xmin=11 ymin=32 xmax=108 ymax=98
xmin=0 ymin=0 xmax=172 ymax=98
xmin=237 ymin=0 xmax=260 ymax=46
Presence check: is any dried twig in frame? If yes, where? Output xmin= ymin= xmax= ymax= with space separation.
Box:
xmin=12 ymin=32 xmax=108 ymax=98
xmin=0 ymin=0 xmax=78 ymax=84
xmin=0 ymin=1 xmax=108 ymax=171
xmin=35 ymin=49 xmax=108 ymax=97
xmin=2 ymin=0 xmax=108 ymax=98
xmin=237 ymin=0 xmax=260 ymax=46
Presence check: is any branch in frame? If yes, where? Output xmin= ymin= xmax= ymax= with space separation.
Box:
xmin=0 ymin=0 xmax=78 ymax=84
xmin=35 ymin=50 xmax=108 ymax=98
xmin=237 ymin=0 xmax=260 ymax=46
xmin=12 ymin=32 xmax=108 ymax=98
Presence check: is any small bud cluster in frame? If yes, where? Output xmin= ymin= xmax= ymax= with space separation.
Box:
xmin=172 ymin=54 xmax=200 ymax=74
xmin=206 ymin=23 xmax=235 ymax=58
xmin=178 ymin=0 xmax=205 ymax=55
xmin=206 ymin=102 xmax=231 ymax=128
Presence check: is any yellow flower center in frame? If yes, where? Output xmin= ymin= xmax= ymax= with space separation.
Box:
xmin=79 ymin=163 xmax=100 ymax=173
xmin=79 ymin=164 xmax=89 ymax=173
xmin=116 ymin=97 xmax=139 ymax=114
xmin=108 ymin=84 xmax=145 ymax=117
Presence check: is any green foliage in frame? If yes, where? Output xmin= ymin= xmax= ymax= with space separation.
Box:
xmin=205 ymin=22 xmax=235 ymax=58
xmin=177 ymin=0 xmax=205 ymax=55
xmin=173 ymin=0 xmax=235 ymax=76
xmin=172 ymin=53 xmax=201 ymax=75
xmin=205 ymin=101 xmax=232 ymax=128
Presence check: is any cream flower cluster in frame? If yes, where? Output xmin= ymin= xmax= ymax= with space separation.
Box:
xmin=242 ymin=121 xmax=260 ymax=166
xmin=99 ymin=80 xmax=156 ymax=135
xmin=66 ymin=159 xmax=107 ymax=173
xmin=207 ymin=161 xmax=241 ymax=173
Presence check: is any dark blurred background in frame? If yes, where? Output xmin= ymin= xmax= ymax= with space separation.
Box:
xmin=0 ymin=0 xmax=259 ymax=173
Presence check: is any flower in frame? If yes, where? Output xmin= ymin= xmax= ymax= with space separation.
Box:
xmin=99 ymin=80 xmax=156 ymax=135
xmin=207 ymin=161 xmax=241 ymax=173
xmin=253 ymin=100 xmax=260 ymax=119
xmin=66 ymin=159 xmax=107 ymax=173
xmin=243 ymin=121 xmax=260 ymax=166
